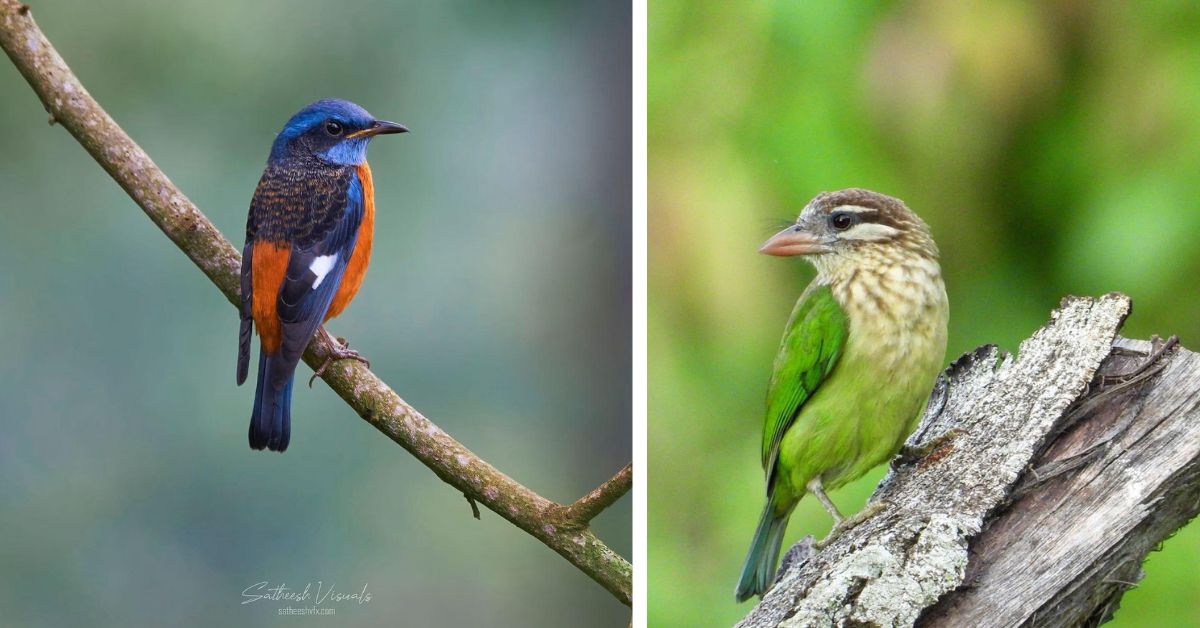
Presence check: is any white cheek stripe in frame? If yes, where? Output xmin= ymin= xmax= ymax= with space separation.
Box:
xmin=842 ymin=222 xmax=901 ymax=241
xmin=310 ymin=254 xmax=338 ymax=289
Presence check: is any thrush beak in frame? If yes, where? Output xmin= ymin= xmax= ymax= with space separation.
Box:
xmin=759 ymin=225 xmax=830 ymax=257
xmin=346 ymin=120 xmax=410 ymax=139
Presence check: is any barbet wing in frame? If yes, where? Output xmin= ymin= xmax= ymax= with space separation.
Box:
xmin=761 ymin=283 xmax=849 ymax=484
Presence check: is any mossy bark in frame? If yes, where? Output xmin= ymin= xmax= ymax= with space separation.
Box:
xmin=0 ymin=0 xmax=631 ymax=607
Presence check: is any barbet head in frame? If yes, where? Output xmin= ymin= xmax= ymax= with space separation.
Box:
xmin=759 ymin=188 xmax=939 ymax=280
xmin=269 ymin=98 xmax=408 ymax=166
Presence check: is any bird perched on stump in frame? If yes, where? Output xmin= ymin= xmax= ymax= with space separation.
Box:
xmin=237 ymin=99 xmax=408 ymax=452
xmin=735 ymin=189 xmax=949 ymax=602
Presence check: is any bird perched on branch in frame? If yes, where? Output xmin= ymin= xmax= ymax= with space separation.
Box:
xmin=735 ymin=189 xmax=949 ymax=601
xmin=237 ymin=99 xmax=408 ymax=452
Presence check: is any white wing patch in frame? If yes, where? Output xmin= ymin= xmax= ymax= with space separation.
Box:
xmin=310 ymin=254 xmax=339 ymax=289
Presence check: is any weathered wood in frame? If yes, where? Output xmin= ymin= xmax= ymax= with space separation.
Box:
xmin=737 ymin=293 xmax=1200 ymax=627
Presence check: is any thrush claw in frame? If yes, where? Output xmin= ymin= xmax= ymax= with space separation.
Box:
xmin=308 ymin=333 xmax=371 ymax=387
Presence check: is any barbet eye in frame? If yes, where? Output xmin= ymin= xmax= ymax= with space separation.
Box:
xmin=829 ymin=211 xmax=856 ymax=232
xmin=324 ymin=121 xmax=343 ymax=136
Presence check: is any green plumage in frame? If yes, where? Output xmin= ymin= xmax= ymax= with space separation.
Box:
xmin=738 ymin=284 xmax=848 ymax=600
xmin=736 ymin=189 xmax=948 ymax=603
xmin=761 ymin=284 xmax=848 ymax=482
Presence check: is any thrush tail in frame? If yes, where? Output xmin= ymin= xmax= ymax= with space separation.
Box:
xmin=249 ymin=352 xmax=294 ymax=452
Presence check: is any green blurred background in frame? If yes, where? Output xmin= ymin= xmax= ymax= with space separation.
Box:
xmin=0 ymin=1 xmax=629 ymax=626
xmin=650 ymin=1 xmax=1199 ymax=626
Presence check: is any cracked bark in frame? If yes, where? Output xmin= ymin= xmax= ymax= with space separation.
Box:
xmin=738 ymin=293 xmax=1200 ymax=627
xmin=0 ymin=0 xmax=631 ymax=606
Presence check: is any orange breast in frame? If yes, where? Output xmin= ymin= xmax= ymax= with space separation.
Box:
xmin=325 ymin=162 xmax=374 ymax=321
xmin=251 ymin=241 xmax=291 ymax=353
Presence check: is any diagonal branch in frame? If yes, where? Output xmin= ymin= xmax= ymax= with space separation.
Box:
xmin=0 ymin=1 xmax=630 ymax=606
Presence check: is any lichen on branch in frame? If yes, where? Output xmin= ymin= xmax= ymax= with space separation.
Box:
xmin=0 ymin=0 xmax=630 ymax=607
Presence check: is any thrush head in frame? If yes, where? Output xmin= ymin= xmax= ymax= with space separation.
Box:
xmin=270 ymin=98 xmax=408 ymax=166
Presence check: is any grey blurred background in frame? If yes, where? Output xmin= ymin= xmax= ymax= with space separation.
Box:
xmin=0 ymin=1 xmax=630 ymax=626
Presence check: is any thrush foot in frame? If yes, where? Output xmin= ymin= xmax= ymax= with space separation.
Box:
xmin=309 ymin=332 xmax=371 ymax=387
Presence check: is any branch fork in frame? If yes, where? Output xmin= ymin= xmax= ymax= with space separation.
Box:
xmin=0 ymin=1 xmax=631 ymax=607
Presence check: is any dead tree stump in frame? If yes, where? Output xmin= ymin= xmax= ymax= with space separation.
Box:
xmin=737 ymin=293 xmax=1200 ymax=628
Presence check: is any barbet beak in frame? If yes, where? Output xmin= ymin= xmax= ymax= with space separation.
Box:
xmin=759 ymin=225 xmax=829 ymax=257
xmin=347 ymin=120 xmax=410 ymax=139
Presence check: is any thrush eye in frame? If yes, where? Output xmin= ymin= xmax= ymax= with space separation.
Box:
xmin=829 ymin=211 xmax=857 ymax=231
xmin=324 ymin=121 xmax=344 ymax=136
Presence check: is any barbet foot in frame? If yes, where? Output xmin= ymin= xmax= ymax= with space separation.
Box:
xmin=308 ymin=330 xmax=371 ymax=387
xmin=816 ymin=501 xmax=889 ymax=549
xmin=806 ymin=476 xmax=845 ymax=523
xmin=806 ymin=476 xmax=890 ymax=550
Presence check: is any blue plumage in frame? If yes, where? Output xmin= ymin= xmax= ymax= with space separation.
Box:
xmin=249 ymin=352 xmax=294 ymax=451
xmin=271 ymin=98 xmax=376 ymax=161
xmin=239 ymin=99 xmax=406 ymax=452
xmin=244 ymin=172 xmax=363 ymax=451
